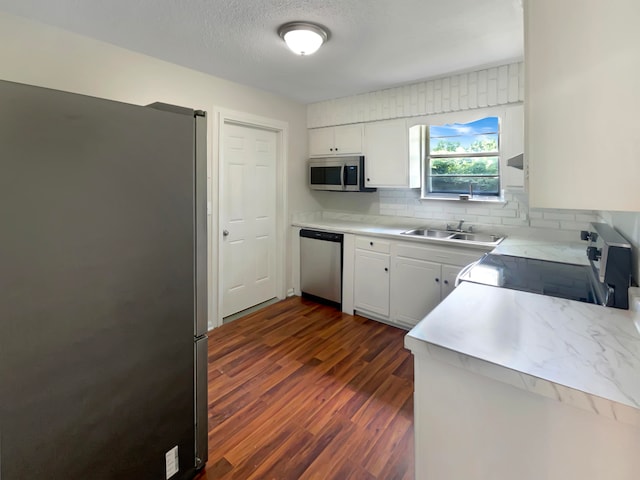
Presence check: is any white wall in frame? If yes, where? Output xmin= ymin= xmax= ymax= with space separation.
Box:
xmin=0 ymin=11 xmax=321 ymax=329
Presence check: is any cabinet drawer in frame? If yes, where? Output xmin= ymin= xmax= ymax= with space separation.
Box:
xmin=355 ymin=236 xmax=391 ymax=254
xmin=393 ymin=242 xmax=485 ymax=267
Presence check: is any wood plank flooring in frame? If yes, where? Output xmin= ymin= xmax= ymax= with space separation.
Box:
xmin=196 ymin=296 xmax=414 ymax=480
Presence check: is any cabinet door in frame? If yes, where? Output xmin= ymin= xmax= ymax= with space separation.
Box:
xmin=390 ymin=257 xmax=441 ymax=327
xmin=441 ymin=264 xmax=462 ymax=300
xmin=333 ymin=124 xmax=363 ymax=155
xmin=354 ymin=250 xmax=390 ymax=317
xmin=525 ymin=0 xmax=640 ymax=211
xmin=309 ymin=127 xmax=336 ymax=156
xmin=364 ymin=119 xmax=413 ymax=188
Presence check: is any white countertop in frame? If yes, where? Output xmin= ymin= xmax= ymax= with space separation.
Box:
xmin=293 ymin=216 xmax=590 ymax=262
xmin=293 ymin=217 xmax=497 ymax=251
xmin=293 ymin=217 xmax=410 ymax=237
xmin=406 ymin=282 xmax=640 ymax=425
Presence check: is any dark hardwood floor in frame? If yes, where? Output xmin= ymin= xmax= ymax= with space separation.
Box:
xmin=196 ymin=296 xmax=414 ymax=480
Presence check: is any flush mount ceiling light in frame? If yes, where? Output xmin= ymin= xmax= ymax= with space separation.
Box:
xmin=278 ymin=21 xmax=329 ymax=56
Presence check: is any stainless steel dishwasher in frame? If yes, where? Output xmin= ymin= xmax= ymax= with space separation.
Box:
xmin=300 ymin=229 xmax=343 ymax=308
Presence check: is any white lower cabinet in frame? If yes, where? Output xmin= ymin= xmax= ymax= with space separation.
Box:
xmin=390 ymin=257 xmax=442 ymax=327
xmin=390 ymin=258 xmax=465 ymax=328
xmin=353 ymin=236 xmax=391 ymax=318
xmin=353 ymin=236 xmax=486 ymax=328
xmin=441 ymin=264 xmax=462 ymax=300
xmin=354 ymin=249 xmax=390 ymax=317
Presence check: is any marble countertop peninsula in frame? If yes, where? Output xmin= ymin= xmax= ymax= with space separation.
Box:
xmin=405 ymin=282 xmax=640 ymax=426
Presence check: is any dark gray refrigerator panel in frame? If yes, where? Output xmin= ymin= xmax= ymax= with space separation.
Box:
xmin=0 ymin=80 xmax=207 ymax=479
xmin=194 ymin=336 xmax=208 ymax=468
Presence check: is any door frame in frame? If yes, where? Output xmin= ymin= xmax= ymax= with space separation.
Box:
xmin=213 ymin=108 xmax=288 ymax=328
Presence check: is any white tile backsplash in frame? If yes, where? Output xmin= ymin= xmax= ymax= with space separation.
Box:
xmin=376 ymin=188 xmax=598 ymax=232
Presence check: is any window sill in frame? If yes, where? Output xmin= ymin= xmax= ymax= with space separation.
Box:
xmin=420 ymin=193 xmax=506 ymax=204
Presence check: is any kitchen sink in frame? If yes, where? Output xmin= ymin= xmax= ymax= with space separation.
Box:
xmin=401 ymin=228 xmax=504 ymax=245
xmin=449 ymin=232 xmax=502 ymax=243
xmin=401 ymin=228 xmax=452 ymax=238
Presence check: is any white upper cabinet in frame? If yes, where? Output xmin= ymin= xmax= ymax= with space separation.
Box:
xmin=308 ymin=124 xmax=363 ymax=157
xmin=525 ymin=0 xmax=640 ymax=211
xmin=363 ymin=119 xmax=419 ymax=188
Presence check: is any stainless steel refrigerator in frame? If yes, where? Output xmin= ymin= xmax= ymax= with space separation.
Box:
xmin=0 ymin=79 xmax=208 ymax=479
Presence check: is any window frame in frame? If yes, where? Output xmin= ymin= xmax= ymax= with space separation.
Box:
xmin=424 ymin=116 xmax=501 ymax=198
xmin=407 ymin=106 xmax=527 ymax=204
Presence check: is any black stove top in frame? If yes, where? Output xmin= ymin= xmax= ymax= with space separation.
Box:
xmin=458 ymin=254 xmax=605 ymax=305
xmin=457 ymin=223 xmax=633 ymax=309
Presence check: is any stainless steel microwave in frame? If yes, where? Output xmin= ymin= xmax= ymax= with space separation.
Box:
xmin=309 ymin=156 xmax=376 ymax=192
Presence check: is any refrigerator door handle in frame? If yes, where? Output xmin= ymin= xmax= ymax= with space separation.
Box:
xmin=194 ymin=113 xmax=208 ymax=337
xmin=194 ymin=336 xmax=208 ymax=469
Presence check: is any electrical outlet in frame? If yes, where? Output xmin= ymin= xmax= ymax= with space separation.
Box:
xmin=165 ymin=446 xmax=179 ymax=479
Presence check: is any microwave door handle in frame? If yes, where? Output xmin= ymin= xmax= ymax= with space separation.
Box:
xmin=340 ymin=164 xmax=346 ymax=190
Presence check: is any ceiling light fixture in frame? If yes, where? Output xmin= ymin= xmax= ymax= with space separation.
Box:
xmin=278 ymin=21 xmax=329 ymax=56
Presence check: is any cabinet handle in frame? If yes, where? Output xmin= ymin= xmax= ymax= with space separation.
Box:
xmin=435 ymin=278 xmax=440 ymax=282
xmin=369 ymin=241 xmax=373 ymax=246
xmin=444 ymin=280 xmax=449 ymax=285
xmin=367 ymin=178 xmax=370 ymax=182
xmin=384 ymin=267 xmax=388 ymax=272
xmin=330 ymin=147 xmax=333 ymax=151
xmin=335 ymin=147 xmax=338 ymax=151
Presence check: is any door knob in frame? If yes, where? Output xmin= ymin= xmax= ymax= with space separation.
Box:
xmin=223 ymin=230 xmax=229 ymax=237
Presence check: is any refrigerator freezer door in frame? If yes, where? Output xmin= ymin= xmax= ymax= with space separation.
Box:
xmin=0 ymin=80 xmax=201 ymax=480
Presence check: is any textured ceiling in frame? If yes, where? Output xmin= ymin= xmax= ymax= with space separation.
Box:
xmin=0 ymin=0 xmax=524 ymax=104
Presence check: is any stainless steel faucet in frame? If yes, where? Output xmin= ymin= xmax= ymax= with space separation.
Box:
xmin=446 ymin=219 xmax=467 ymax=232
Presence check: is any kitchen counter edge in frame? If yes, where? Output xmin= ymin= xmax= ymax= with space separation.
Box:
xmin=405 ymin=282 xmax=640 ymax=427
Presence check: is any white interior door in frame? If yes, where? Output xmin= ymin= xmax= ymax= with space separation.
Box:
xmin=222 ymin=122 xmax=277 ymax=317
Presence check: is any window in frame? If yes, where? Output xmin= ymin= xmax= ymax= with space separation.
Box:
xmin=422 ymin=116 xmax=500 ymax=198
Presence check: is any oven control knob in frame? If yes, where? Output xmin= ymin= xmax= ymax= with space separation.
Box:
xmin=586 ymin=246 xmax=602 ymax=261
xmin=580 ymin=230 xmax=598 ymax=242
